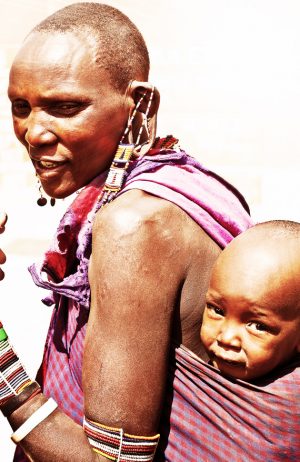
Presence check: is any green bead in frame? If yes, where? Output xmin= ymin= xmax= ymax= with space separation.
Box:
xmin=0 ymin=327 xmax=8 ymax=341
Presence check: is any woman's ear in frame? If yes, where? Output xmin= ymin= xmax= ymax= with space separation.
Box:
xmin=126 ymin=80 xmax=160 ymax=117
xmin=124 ymin=81 xmax=160 ymax=156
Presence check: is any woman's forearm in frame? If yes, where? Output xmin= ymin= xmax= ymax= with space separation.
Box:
xmin=8 ymin=393 xmax=105 ymax=462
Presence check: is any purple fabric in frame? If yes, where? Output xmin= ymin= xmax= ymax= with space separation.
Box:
xmin=123 ymin=161 xmax=251 ymax=248
xmin=14 ymin=149 xmax=252 ymax=462
xmin=29 ymin=149 xmax=252 ymax=309
xmin=29 ymin=171 xmax=108 ymax=309
xmin=156 ymin=346 xmax=300 ymax=461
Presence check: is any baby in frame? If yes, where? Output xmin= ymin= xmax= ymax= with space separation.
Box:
xmin=200 ymin=219 xmax=300 ymax=382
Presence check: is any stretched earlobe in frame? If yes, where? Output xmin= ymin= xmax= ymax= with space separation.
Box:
xmin=122 ymin=81 xmax=160 ymax=156
xmin=127 ymin=80 xmax=160 ymax=117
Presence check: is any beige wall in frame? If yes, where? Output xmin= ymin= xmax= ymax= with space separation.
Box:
xmin=1 ymin=0 xmax=300 ymax=226
xmin=0 ymin=0 xmax=300 ymax=459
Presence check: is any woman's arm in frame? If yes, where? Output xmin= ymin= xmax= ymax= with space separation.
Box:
xmin=0 ymin=212 xmax=7 ymax=280
xmin=5 ymin=191 xmax=188 ymax=461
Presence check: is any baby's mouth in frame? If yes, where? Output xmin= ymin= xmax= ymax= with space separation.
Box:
xmin=213 ymin=355 xmax=245 ymax=369
xmin=221 ymin=359 xmax=244 ymax=368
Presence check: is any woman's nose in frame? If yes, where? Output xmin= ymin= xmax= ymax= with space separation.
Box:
xmin=24 ymin=111 xmax=57 ymax=148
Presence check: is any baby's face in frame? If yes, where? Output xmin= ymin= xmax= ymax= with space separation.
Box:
xmin=200 ymin=240 xmax=300 ymax=381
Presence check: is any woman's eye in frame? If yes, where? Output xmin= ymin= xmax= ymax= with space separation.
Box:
xmin=11 ymin=100 xmax=30 ymax=116
xmin=50 ymin=102 xmax=82 ymax=116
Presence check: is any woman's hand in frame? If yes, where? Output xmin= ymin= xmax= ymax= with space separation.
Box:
xmin=0 ymin=212 xmax=7 ymax=281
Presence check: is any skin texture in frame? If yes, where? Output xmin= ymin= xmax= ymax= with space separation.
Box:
xmin=4 ymin=30 xmax=221 ymax=461
xmin=201 ymin=227 xmax=300 ymax=381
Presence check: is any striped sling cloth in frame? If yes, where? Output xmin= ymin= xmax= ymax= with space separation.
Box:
xmin=156 ymin=346 xmax=300 ymax=461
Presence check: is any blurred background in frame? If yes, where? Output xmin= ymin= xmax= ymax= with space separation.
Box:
xmin=1 ymin=0 xmax=300 ymax=459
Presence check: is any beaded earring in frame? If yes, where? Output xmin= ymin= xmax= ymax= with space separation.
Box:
xmin=99 ymin=85 xmax=155 ymax=207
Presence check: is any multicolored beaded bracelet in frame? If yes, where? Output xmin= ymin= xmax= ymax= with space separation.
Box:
xmin=1 ymin=381 xmax=41 ymax=417
xmin=0 ymin=322 xmax=7 ymax=341
xmin=83 ymin=416 xmax=160 ymax=461
xmin=0 ymin=322 xmax=33 ymax=409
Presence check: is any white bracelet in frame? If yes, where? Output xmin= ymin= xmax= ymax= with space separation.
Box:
xmin=11 ymin=397 xmax=58 ymax=444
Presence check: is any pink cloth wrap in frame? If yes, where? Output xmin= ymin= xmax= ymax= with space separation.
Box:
xmin=156 ymin=346 xmax=300 ymax=461
xmin=14 ymin=147 xmax=253 ymax=461
xmin=122 ymin=163 xmax=250 ymax=248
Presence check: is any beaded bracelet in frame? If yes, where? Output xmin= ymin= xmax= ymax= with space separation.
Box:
xmin=0 ymin=323 xmax=32 ymax=409
xmin=83 ymin=416 xmax=160 ymax=462
xmin=1 ymin=381 xmax=41 ymax=417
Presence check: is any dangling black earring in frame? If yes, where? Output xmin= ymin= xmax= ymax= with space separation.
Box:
xmin=37 ymin=183 xmax=47 ymax=206
xmin=36 ymin=178 xmax=56 ymax=206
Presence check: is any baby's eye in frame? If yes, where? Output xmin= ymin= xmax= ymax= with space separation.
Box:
xmin=206 ymin=304 xmax=224 ymax=318
xmin=247 ymin=321 xmax=269 ymax=333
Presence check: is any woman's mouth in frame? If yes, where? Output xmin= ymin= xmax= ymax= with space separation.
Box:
xmin=33 ymin=159 xmax=68 ymax=184
xmin=38 ymin=160 xmax=60 ymax=169
xmin=34 ymin=159 xmax=67 ymax=172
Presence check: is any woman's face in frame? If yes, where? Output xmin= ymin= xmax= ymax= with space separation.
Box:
xmin=8 ymin=31 xmax=129 ymax=198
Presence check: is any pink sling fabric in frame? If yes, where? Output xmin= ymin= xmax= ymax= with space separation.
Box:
xmin=14 ymin=147 xmax=252 ymax=461
xmin=157 ymin=346 xmax=300 ymax=461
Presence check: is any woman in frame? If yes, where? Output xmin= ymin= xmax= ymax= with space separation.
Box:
xmin=0 ymin=3 xmax=252 ymax=461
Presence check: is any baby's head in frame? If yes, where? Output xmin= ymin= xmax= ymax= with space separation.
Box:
xmin=200 ymin=220 xmax=300 ymax=382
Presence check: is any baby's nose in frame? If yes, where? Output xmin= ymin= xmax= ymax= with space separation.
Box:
xmin=216 ymin=322 xmax=242 ymax=350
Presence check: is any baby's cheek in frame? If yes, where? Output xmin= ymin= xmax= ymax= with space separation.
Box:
xmin=246 ymin=344 xmax=272 ymax=369
xmin=200 ymin=324 xmax=211 ymax=348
